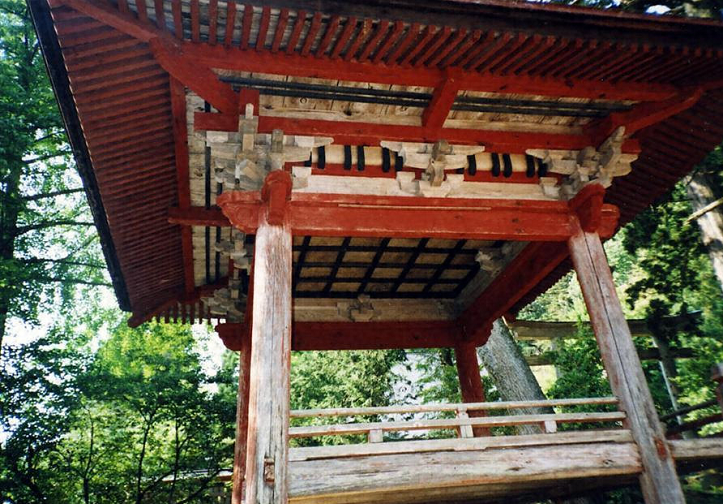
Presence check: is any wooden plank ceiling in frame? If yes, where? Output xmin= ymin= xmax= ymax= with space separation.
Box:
xmin=31 ymin=0 xmax=723 ymax=328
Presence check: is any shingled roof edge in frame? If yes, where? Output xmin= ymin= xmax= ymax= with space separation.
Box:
xmin=27 ymin=0 xmax=132 ymax=311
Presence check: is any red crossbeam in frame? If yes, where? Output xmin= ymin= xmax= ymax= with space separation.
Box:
xmin=211 ymin=191 xmax=578 ymax=241
xmin=171 ymin=188 xmax=619 ymax=243
xmin=216 ymin=320 xmax=460 ymax=351
xmin=194 ymin=112 xmax=641 ymax=153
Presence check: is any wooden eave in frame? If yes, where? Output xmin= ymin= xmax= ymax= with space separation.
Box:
xmin=29 ymin=0 xmax=723 ymax=329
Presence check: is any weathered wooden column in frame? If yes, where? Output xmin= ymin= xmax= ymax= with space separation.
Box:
xmin=237 ymin=171 xmax=293 ymax=504
xmin=567 ymin=219 xmax=685 ymax=503
xmin=230 ymin=326 xmax=252 ymax=504
xmin=454 ymin=342 xmax=490 ymax=436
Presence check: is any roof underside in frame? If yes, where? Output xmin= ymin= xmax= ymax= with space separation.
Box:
xmin=30 ymin=0 xmax=723 ymax=326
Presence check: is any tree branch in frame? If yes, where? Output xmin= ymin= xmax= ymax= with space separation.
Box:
xmin=21 ymin=258 xmax=106 ymax=269
xmin=23 ymin=151 xmax=71 ymax=164
xmin=23 ymin=188 xmax=85 ymax=202
xmin=36 ymin=277 xmax=111 ymax=287
xmin=14 ymin=220 xmax=95 ymax=236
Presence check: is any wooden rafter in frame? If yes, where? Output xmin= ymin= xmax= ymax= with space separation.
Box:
xmin=587 ymin=87 xmax=704 ymax=146
xmin=169 ymin=77 xmax=195 ymax=294
xmin=187 ymin=41 xmax=678 ymax=102
xmin=52 ymin=0 xmax=681 ymax=103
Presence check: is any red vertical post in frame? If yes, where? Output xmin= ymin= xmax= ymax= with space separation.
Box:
xmin=454 ymin=341 xmax=491 ymax=436
xmin=231 ymin=326 xmax=252 ymax=504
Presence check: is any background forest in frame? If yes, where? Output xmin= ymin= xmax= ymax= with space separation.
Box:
xmin=2 ymin=0 xmax=723 ymax=503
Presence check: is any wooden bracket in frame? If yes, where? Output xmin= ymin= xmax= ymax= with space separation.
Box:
xmin=261 ymin=170 xmax=292 ymax=225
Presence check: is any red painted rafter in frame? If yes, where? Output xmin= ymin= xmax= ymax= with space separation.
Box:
xmin=149 ymin=37 xmax=238 ymax=114
xmin=587 ymin=86 xmax=704 ymax=145
xmin=54 ymin=0 xmax=239 ymax=115
xmin=169 ymin=77 xmax=195 ymax=295
xmin=127 ymin=278 xmax=228 ymax=327
xmin=186 ymin=42 xmax=678 ymax=102
xmin=422 ymin=74 xmax=460 ymax=130
xmin=54 ymin=0 xmax=680 ymax=102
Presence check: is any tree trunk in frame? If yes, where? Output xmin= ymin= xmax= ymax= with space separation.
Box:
xmin=0 ymin=169 xmax=21 ymax=350
xmin=688 ymin=171 xmax=723 ymax=292
xmin=477 ymin=319 xmax=553 ymax=435
xmin=478 ymin=319 xmax=598 ymax=504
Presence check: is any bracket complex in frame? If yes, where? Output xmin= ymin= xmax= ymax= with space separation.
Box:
xmin=527 ymin=127 xmax=637 ymax=199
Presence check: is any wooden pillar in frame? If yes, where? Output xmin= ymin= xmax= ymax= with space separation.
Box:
xmin=454 ymin=342 xmax=490 ymax=436
xmin=231 ymin=327 xmax=252 ymax=504
xmin=243 ymin=185 xmax=293 ymax=503
xmin=567 ymin=222 xmax=685 ymax=503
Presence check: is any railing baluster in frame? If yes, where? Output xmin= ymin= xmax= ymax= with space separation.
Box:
xmin=457 ymin=410 xmax=474 ymax=438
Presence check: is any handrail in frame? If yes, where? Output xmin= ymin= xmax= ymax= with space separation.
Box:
xmin=291 ymin=396 xmax=619 ymax=418
xmin=660 ymin=398 xmax=718 ymax=422
xmin=289 ymin=411 xmax=626 ymax=438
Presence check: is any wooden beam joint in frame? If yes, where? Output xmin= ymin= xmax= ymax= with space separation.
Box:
xmin=261 ymin=170 xmax=293 ymax=225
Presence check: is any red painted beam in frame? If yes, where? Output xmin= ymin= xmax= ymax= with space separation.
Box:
xmin=194 ymin=112 xmax=643 ymax=153
xmin=172 ymin=190 xmax=620 ymax=243
xmin=459 ymin=200 xmax=619 ymax=344
xmin=185 ymin=42 xmax=678 ymax=102
xmin=169 ymin=77 xmax=195 ymax=295
xmin=459 ymin=241 xmax=570 ymax=345
xmin=149 ymin=37 xmax=238 ymax=115
xmin=217 ymin=320 xmax=460 ymax=351
xmin=214 ymin=191 xmax=579 ymax=241
xmin=423 ymin=75 xmax=460 ymax=130
xmin=169 ymin=206 xmax=231 ymax=227
xmin=587 ymin=86 xmax=704 ymax=146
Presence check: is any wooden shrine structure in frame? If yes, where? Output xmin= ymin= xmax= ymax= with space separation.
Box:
xmin=30 ymin=0 xmax=723 ymax=502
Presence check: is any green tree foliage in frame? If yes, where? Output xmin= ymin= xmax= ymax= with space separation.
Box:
xmin=1 ymin=314 xmax=235 ymax=504
xmin=289 ymin=349 xmax=405 ymax=445
xmin=0 ymin=0 xmax=106 ymax=348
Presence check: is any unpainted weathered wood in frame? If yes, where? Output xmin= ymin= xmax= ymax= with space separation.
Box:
xmin=289 ymin=429 xmax=634 ymax=462
xmin=289 ymin=411 xmax=625 ymax=438
xmin=669 ymin=437 xmax=723 ymax=462
xmin=231 ymin=326 xmax=252 ymax=504
xmin=244 ymin=212 xmax=293 ymax=504
xmin=567 ymin=223 xmax=685 ymax=503
xmin=291 ymin=396 xmax=618 ymax=418
xmin=288 ymin=442 xmax=642 ymax=503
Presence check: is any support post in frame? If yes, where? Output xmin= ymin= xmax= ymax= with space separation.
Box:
xmin=567 ymin=221 xmax=685 ymax=503
xmin=231 ymin=327 xmax=252 ymax=504
xmin=243 ymin=189 xmax=292 ymax=503
xmin=454 ymin=342 xmax=491 ymax=436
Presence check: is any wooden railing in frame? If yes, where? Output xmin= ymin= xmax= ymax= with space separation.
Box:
xmin=663 ymin=363 xmax=723 ymax=438
xmin=290 ymin=397 xmax=624 ymax=443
